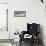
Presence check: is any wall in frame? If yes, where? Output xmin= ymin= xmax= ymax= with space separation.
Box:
xmin=0 ymin=0 xmax=8 ymax=3
xmin=8 ymin=0 xmax=46 ymax=45
xmin=43 ymin=0 xmax=46 ymax=45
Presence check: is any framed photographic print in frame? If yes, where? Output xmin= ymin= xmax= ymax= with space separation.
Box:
xmin=14 ymin=11 xmax=26 ymax=17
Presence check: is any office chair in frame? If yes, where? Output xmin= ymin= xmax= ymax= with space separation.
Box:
xmin=19 ymin=23 xmax=40 ymax=46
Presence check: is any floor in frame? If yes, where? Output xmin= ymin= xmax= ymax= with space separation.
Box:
xmin=0 ymin=41 xmax=43 ymax=46
xmin=19 ymin=41 xmax=43 ymax=46
xmin=0 ymin=43 xmax=14 ymax=46
xmin=0 ymin=39 xmax=43 ymax=46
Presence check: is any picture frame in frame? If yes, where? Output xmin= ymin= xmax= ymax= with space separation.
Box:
xmin=14 ymin=11 xmax=26 ymax=17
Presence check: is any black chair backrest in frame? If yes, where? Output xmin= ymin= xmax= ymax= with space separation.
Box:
xmin=27 ymin=23 xmax=40 ymax=35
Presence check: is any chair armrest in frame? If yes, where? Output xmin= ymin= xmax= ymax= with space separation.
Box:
xmin=19 ymin=31 xmax=27 ymax=41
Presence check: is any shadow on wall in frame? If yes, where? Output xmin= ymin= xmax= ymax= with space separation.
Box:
xmin=40 ymin=25 xmax=45 ymax=46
